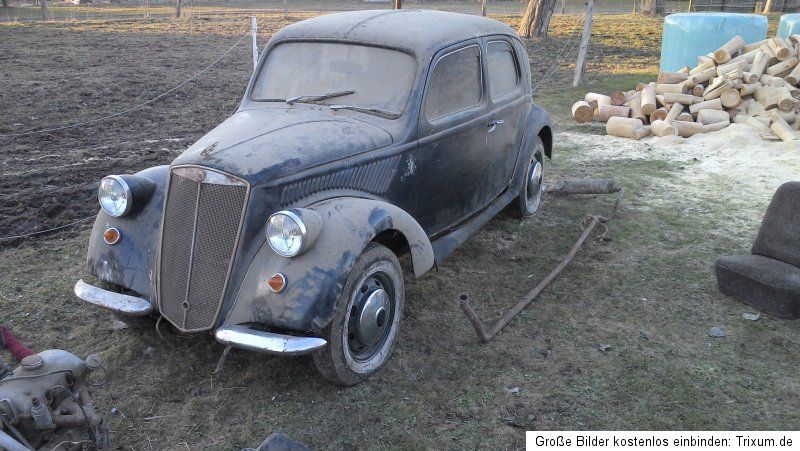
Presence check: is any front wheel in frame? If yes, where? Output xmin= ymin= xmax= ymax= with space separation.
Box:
xmin=512 ymin=137 xmax=545 ymax=217
xmin=312 ymin=243 xmax=404 ymax=386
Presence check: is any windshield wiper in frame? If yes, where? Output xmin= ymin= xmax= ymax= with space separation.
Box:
xmin=285 ymin=90 xmax=355 ymax=105
xmin=329 ymin=104 xmax=401 ymax=119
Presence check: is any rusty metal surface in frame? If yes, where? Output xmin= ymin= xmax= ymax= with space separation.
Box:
xmin=223 ymin=197 xmax=434 ymax=332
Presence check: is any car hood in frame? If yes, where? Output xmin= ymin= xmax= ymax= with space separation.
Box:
xmin=172 ymin=108 xmax=393 ymax=183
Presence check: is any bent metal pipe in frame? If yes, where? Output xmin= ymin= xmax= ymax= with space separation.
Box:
xmin=459 ymin=179 xmax=623 ymax=343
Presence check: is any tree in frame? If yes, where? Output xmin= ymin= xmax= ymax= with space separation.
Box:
xmin=641 ymin=0 xmax=665 ymax=13
xmin=1 ymin=0 xmax=8 ymax=8
xmin=175 ymin=0 xmax=181 ymax=18
xmin=518 ymin=0 xmax=558 ymax=39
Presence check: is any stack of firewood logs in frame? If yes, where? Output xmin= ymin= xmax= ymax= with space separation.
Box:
xmin=571 ymin=34 xmax=800 ymax=142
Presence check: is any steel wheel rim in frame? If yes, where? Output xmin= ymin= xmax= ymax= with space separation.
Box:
xmin=346 ymin=271 xmax=395 ymax=362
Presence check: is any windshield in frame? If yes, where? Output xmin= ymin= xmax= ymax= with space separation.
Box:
xmin=251 ymin=42 xmax=416 ymax=115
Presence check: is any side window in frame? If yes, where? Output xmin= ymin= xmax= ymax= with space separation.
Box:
xmin=486 ymin=41 xmax=519 ymax=99
xmin=424 ymin=45 xmax=482 ymax=120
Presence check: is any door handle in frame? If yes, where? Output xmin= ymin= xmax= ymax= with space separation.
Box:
xmin=487 ymin=119 xmax=504 ymax=133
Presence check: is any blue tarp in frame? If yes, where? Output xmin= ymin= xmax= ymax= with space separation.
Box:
xmin=777 ymin=14 xmax=800 ymax=39
xmin=660 ymin=13 xmax=768 ymax=72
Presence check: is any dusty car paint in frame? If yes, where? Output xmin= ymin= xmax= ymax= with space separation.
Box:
xmin=80 ymin=10 xmax=553 ymax=341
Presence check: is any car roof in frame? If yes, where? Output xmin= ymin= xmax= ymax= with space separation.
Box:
xmin=270 ymin=9 xmax=519 ymax=58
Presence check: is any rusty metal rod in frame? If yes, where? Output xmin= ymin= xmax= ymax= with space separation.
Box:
xmin=460 ymin=217 xmax=599 ymax=342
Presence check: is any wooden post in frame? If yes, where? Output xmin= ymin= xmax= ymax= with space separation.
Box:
xmin=572 ymin=0 xmax=594 ymax=87
xmin=393 ymin=0 xmax=402 ymax=9
xmin=251 ymin=17 xmax=259 ymax=72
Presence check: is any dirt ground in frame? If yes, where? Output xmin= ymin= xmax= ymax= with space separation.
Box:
xmin=0 ymin=7 xmax=798 ymax=450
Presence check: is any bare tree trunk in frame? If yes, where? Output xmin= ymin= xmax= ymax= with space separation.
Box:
xmin=762 ymin=0 xmax=774 ymax=12
xmin=393 ymin=0 xmax=401 ymax=9
xmin=1 ymin=0 xmax=8 ymax=8
xmin=40 ymin=0 xmax=47 ymax=20
xmin=481 ymin=0 xmax=487 ymax=16
xmin=641 ymin=0 xmax=665 ymax=13
xmin=175 ymin=0 xmax=181 ymax=18
xmin=518 ymin=0 xmax=558 ymax=39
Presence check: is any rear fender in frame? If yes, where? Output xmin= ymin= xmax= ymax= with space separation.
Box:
xmin=510 ymin=105 xmax=553 ymax=190
xmin=223 ymin=197 xmax=434 ymax=331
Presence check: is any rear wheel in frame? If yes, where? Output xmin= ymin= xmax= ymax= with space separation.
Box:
xmin=312 ymin=243 xmax=404 ymax=386
xmin=513 ymin=137 xmax=545 ymax=217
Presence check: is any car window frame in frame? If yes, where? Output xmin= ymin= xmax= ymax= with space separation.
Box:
xmin=485 ymin=38 xmax=522 ymax=103
xmin=420 ymin=42 xmax=487 ymax=126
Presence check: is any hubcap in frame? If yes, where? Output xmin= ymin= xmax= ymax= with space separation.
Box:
xmin=356 ymin=288 xmax=390 ymax=345
xmin=527 ymin=160 xmax=543 ymax=200
xmin=347 ymin=273 xmax=395 ymax=361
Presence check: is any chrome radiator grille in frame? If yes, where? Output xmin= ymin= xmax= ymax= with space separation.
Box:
xmin=158 ymin=167 xmax=248 ymax=332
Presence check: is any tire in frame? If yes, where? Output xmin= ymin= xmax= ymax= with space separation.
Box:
xmin=513 ymin=136 xmax=545 ymax=217
xmin=312 ymin=243 xmax=404 ymax=386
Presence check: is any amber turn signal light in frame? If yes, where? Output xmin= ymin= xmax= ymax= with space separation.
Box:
xmin=267 ymin=273 xmax=286 ymax=293
xmin=103 ymin=227 xmax=121 ymax=245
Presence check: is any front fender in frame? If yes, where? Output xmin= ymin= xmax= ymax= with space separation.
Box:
xmin=85 ymin=165 xmax=168 ymax=300
xmin=223 ymin=197 xmax=434 ymax=332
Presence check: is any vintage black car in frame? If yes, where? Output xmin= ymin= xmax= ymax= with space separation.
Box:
xmin=75 ymin=10 xmax=553 ymax=385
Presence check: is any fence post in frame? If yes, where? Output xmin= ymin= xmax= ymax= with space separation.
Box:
xmin=251 ymin=16 xmax=259 ymax=72
xmin=572 ymin=0 xmax=594 ymax=87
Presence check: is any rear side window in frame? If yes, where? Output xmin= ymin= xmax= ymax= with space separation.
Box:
xmin=486 ymin=41 xmax=519 ymax=99
xmin=424 ymin=45 xmax=482 ymax=120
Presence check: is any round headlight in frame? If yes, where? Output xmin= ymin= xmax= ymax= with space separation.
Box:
xmin=267 ymin=211 xmax=307 ymax=257
xmin=98 ymin=176 xmax=131 ymax=217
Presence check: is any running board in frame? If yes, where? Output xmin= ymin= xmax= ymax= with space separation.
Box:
xmin=431 ymin=189 xmax=519 ymax=265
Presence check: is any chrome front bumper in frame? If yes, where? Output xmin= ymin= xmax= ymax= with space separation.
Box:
xmin=215 ymin=325 xmax=327 ymax=356
xmin=74 ymin=279 xmax=154 ymax=316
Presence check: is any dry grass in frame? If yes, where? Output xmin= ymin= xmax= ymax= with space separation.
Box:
xmin=0 ymin=7 xmax=797 ymax=449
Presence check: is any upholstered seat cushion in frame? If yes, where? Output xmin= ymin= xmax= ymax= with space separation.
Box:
xmin=751 ymin=182 xmax=800 ymax=268
xmin=715 ymin=254 xmax=800 ymax=319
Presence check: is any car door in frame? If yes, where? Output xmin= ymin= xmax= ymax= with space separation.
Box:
xmin=483 ymin=38 xmax=527 ymax=197
xmin=415 ymin=41 xmax=491 ymax=237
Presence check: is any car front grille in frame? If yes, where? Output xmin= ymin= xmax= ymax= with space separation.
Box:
xmin=157 ymin=166 xmax=248 ymax=332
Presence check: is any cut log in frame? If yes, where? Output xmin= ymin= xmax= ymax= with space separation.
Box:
xmin=689 ymin=98 xmax=723 ymax=114
xmin=585 ymin=93 xmax=611 ymax=107
xmin=771 ymin=120 xmax=798 ymax=141
xmin=628 ymin=91 xmax=647 ymax=124
xmin=665 ymin=103 xmax=684 ymax=122
xmin=703 ymin=120 xmax=730 ymax=133
xmin=677 ymin=112 xmax=694 ymax=122
xmin=650 ymin=119 xmax=677 ymax=137
xmin=689 ymin=59 xmax=716 ymax=75
xmin=745 ymin=116 xmax=772 ymax=132
xmin=672 ymin=120 xmax=705 ymax=137
xmin=716 ymin=60 xmax=748 ymax=76
xmin=768 ymin=37 xmax=792 ymax=61
xmin=714 ymin=35 xmax=746 ymax=64
xmin=655 ymin=83 xmax=686 ymax=95
xmin=596 ymin=104 xmax=631 ymax=122
xmin=720 ymin=88 xmax=742 ymax=108
xmin=572 ymin=101 xmax=594 ymax=123
xmin=606 ymin=116 xmax=650 ymax=139
xmin=740 ymin=83 xmax=759 ymax=96
xmin=704 ymin=80 xmax=733 ymax=100
xmin=733 ymin=113 xmax=752 ymax=124
xmin=741 ymin=71 xmax=759 ymax=83
xmin=766 ymin=57 xmax=799 ymax=76
xmin=692 ymin=85 xmax=705 ymax=96
xmin=640 ymin=83 xmax=657 ymax=115
xmin=749 ymin=49 xmax=769 ymax=78
xmin=689 ymin=67 xmax=718 ymax=85
xmin=609 ymin=91 xmax=626 ymax=106
xmin=743 ymin=39 xmax=768 ymax=53
xmin=784 ymin=63 xmax=800 ymax=86
xmin=657 ymin=71 xmax=689 ymax=84
xmin=649 ymin=107 xmax=668 ymax=123
xmin=697 ymin=109 xmax=730 ymax=125
xmin=662 ymin=93 xmax=699 ymax=105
